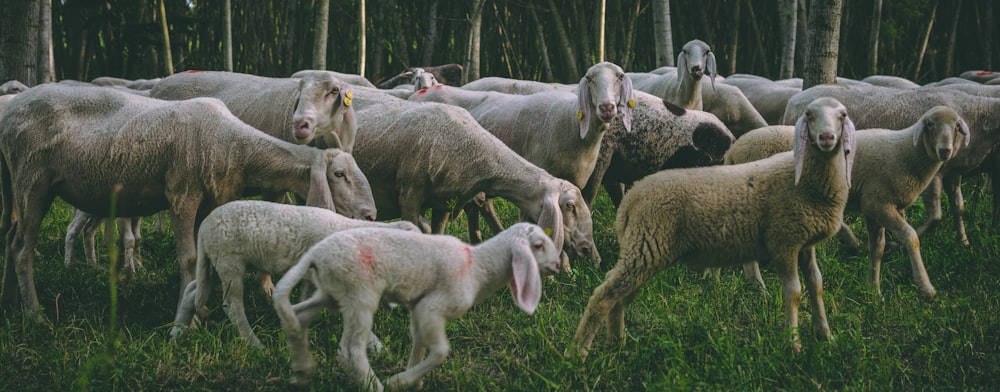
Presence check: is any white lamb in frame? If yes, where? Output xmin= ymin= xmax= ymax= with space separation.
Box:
xmin=572 ymin=97 xmax=856 ymax=357
xmin=170 ymin=200 xmax=420 ymax=347
xmin=273 ymin=223 xmax=562 ymax=390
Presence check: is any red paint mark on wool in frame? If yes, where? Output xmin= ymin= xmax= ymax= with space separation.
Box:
xmin=434 ymin=84 xmax=444 ymax=90
xmin=359 ymin=244 xmax=375 ymax=273
xmin=451 ymin=245 xmax=474 ymax=280
xmin=976 ymin=71 xmax=994 ymax=75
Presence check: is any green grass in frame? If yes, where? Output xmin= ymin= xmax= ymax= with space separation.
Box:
xmin=2 ymin=184 xmax=999 ymax=391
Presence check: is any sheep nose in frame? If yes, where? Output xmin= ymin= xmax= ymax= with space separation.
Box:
xmin=938 ymin=148 xmax=952 ymax=160
xmin=360 ymin=210 xmax=377 ymax=221
xmin=293 ymin=120 xmax=312 ymax=140
xmin=690 ymin=65 xmax=704 ymax=78
xmin=599 ymin=103 xmax=616 ymax=117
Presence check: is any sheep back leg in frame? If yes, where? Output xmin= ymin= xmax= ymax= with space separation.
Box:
xmin=464 ymin=201 xmax=484 ymax=244
xmin=170 ymin=280 xmax=199 ymax=340
xmin=430 ymin=208 xmax=451 ymax=234
xmin=865 ymin=216 xmax=888 ymax=296
xmin=915 ymin=176 xmax=943 ymax=239
xmin=741 ymin=262 xmax=766 ymax=292
xmin=878 ymin=209 xmax=936 ymax=299
xmin=4 ymin=190 xmax=56 ymax=314
xmin=774 ymin=250 xmax=804 ymax=353
xmin=63 ymin=210 xmax=95 ymax=266
xmin=798 ymin=247 xmax=831 ymax=341
xmin=836 ymin=222 xmax=862 ymax=252
xmin=943 ymin=174 xmax=969 ymax=246
xmin=118 ymin=217 xmax=137 ymax=277
xmin=169 ymin=198 xmax=201 ymax=295
xmin=387 ymin=307 xmax=450 ymax=391
xmin=216 ymin=261 xmax=261 ymax=347
xmin=339 ymin=305 xmax=383 ymax=392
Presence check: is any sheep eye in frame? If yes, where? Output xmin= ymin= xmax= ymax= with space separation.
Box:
xmin=532 ymin=242 xmax=544 ymax=250
xmin=334 ymin=170 xmax=345 ymax=178
xmin=329 ymin=88 xmax=340 ymax=96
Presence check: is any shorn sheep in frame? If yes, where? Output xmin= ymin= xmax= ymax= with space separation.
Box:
xmin=0 ymin=84 xmax=376 ymax=315
xmin=350 ymin=91 xmax=596 ymax=263
xmin=272 ymin=222 xmax=562 ymax=390
xmin=723 ymin=106 xmax=970 ymax=299
xmin=571 ymin=97 xmax=856 ymax=357
xmin=170 ymin=200 xmax=420 ymax=347
xmin=630 ymin=39 xmax=716 ymax=110
xmin=150 ymin=70 xmax=357 ymax=151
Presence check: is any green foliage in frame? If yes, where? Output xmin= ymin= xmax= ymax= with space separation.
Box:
xmin=3 ymin=188 xmax=1000 ymax=390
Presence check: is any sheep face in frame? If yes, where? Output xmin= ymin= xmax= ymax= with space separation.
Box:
xmin=793 ymin=97 xmax=856 ymax=185
xmin=678 ymin=39 xmax=717 ymax=86
xmin=555 ymin=180 xmax=597 ymax=264
xmin=323 ymin=150 xmax=377 ymax=221
xmin=915 ymin=106 xmax=970 ymax=162
xmin=411 ymin=68 xmax=439 ymax=91
xmin=578 ymin=62 xmax=634 ymax=137
xmin=522 ymin=223 xmax=563 ymax=277
xmin=291 ymin=73 xmax=357 ymax=149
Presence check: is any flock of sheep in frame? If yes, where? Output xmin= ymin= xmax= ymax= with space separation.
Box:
xmin=0 ymin=38 xmax=997 ymax=390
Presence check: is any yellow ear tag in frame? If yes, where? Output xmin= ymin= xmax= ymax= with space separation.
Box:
xmin=544 ymin=228 xmax=553 ymax=237
xmin=627 ymin=98 xmax=635 ymax=108
xmin=577 ymin=111 xmax=584 ymax=119
xmin=343 ymin=90 xmax=353 ymax=107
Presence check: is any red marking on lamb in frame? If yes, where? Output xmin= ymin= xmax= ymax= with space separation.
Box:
xmin=451 ymin=245 xmax=473 ymax=280
xmin=359 ymin=244 xmax=375 ymax=273
xmin=416 ymin=88 xmax=428 ymax=95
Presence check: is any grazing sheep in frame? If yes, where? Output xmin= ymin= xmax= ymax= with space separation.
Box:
xmin=0 ymin=84 xmax=376 ymax=314
xmin=1 ymin=80 xmax=29 ymax=95
xmin=291 ymin=69 xmax=377 ymax=88
xmin=150 ymin=70 xmax=357 ymax=152
xmin=64 ymin=209 xmax=143 ymax=276
xmin=273 ymin=222 xmax=561 ymax=389
xmin=376 ymin=63 xmax=464 ymax=89
xmin=460 ymin=76 xmax=574 ymax=95
xmin=783 ymin=84 xmax=1000 ymax=245
xmin=170 ymin=200 xmax=420 ymax=347
xmin=631 ymin=39 xmax=716 ymax=110
xmin=571 ymin=97 xmax=855 ymax=357
xmin=581 ymin=90 xmax=735 ymax=207
xmin=350 ymin=91 xmax=596 ymax=263
xmin=724 ymin=107 xmax=970 ymax=298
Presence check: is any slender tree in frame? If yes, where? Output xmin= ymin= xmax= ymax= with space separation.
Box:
xmin=913 ymin=0 xmax=937 ymax=81
xmin=867 ymin=0 xmax=882 ymax=75
xmin=313 ymin=0 xmax=330 ymax=69
xmin=802 ymin=0 xmax=843 ymax=89
xmin=158 ymin=0 xmax=173 ymax=75
xmin=944 ymin=0 xmax=962 ymax=77
xmin=779 ymin=0 xmax=797 ymax=79
xmin=726 ymin=0 xmax=741 ymax=75
xmin=420 ymin=0 xmax=437 ymax=67
xmin=359 ymin=0 xmax=366 ymax=76
xmin=1 ymin=0 xmax=39 ymax=85
xmin=464 ymin=0 xmax=486 ymax=83
xmin=37 ymin=0 xmax=54 ymax=83
xmin=598 ymin=0 xmax=606 ymax=62
xmin=546 ymin=0 xmax=580 ymax=79
xmin=223 ymin=0 xmax=233 ymax=72
xmin=652 ymin=0 xmax=675 ymax=67
xmin=530 ymin=3 xmax=555 ymax=81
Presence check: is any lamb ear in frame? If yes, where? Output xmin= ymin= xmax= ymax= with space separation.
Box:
xmin=509 ymin=229 xmax=542 ymax=315
xmin=339 ymin=84 xmax=353 ymax=113
xmin=842 ymin=116 xmax=857 ymax=186
xmin=958 ymin=118 xmax=971 ymax=147
xmin=619 ymin=73 xmax=634 ymax=133
xmin=707 ymin=50 xmax=718 ymax=90
xmin=912 ymin=117 xmax=927 ymax=148
xmin=537 ymin=187 xmax=565 ymax=253
xmin=306 ymin=151 xmax=337 ymax=211
xmin=577 ymin=76 xmax=591 ymax=139
xmin=793 ymin=114 xmax=809 ymax=186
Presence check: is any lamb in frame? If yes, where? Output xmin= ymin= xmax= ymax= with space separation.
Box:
xmin=170 ymin=200 xmax=420 ymax=347
xmin=723 ymin=106 xmax=970 ymax=298
xmin=272 ymin=222 xmax=562 ymax=389
xmin=350 ymin=91 xmax=597 ymax=264
xmin=571 ymin=97 xmax=855 ymax=357
xmin=631 ymin=39 xmax=716 ymax=110
xmin=150 ymin=70 xmax=357 ymax=152
xmin=0 ymin=80 xmax=29 ymax=95
xmin=581 ymin=90 xmax=735 ymax=207
xmin=64 ymin=209 xmax=144 ymax=276
xmin=291 ymin=69 xmax=377 ymax=88
xmin=0 ymin=84 xmax=377 ymax=314
xmin=783 ymin=84 xmax=1000 ymax=246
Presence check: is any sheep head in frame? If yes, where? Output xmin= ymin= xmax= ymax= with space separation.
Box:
xmin=508 ymin=223 xmax=561 ymax=315
xmin=792 ymin=97 xmax=856 ymax=186
xmin=578 ymin=62 xmax=634 ymax=138
xmin=411 ymin=68 xmax=439 ymax=91
xmin=307 ymin=149 xmax=377 ymax=221
xmin=291 ymin=72 xmax=358 ymax=151
xmin=677 ymin=39 xmax=717 ymax=90
xmin=913 ymin=106 xmax=970 ymax=162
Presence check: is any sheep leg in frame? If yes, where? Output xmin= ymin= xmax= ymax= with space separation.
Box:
xmin=339 ymin=306 xmax=383 ymax=392
xmin=217 ymin=264 xmax=262 ymax=347
xmin=387 ymin=308 xmax=449 ymax=391
xmin=943 ymin=173 xmax=969 ymax=246
xmin=607 ymin=291 xmax=639 ymax=345
xmin=291 ymin=292 xmax=385 ymax=354
xmin=480 ymin=197 xmax=506 ymax=236
xmin=836 ymin=221 xmax=862 ymax=252
xmin=881 ymin=210 xmax=936 ymax=299
xmin=118 ymin=217 xmax=137 ymax=277
xmin=865 ymin=216 xmax=888 ymax=296
xmin=170 ymin=200 xmax=201 ymax=295
xmin=798 ymin=247 xmax=831 ymax=341
xmin=258 ymin=272 xmax=274 ymax=297
xmin=170 ymin=280 xmax=200 ymax=340
xmin=914 ymin=175 xmax=943 ymax=239
xmin=741 ymin=262 xmax=766 ymax=292
xmin=3 ymin=190 xmax=56 ymax=315
xmin=64 ymin=209 xmax=96 ymax=266
xmin=430 ymin=208 xmax=451 ymax=234
xmin=774 ymin=251 xmax=803 ymax=353
xmin=130 ymin=216 xmax=143 ymax=269
xmin=153 ymin=210 xmax=168 ymax=234
xmin=464 ymin=201 xmax=484 ymax=243
xmin=603 ymin=181 xmax=626 ymax=207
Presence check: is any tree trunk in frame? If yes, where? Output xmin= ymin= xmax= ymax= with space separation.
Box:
xmin=158 ymin=0 xmax=173 ymax=75
xmin=359 ymin=0 xmax=366 ymax=77
xmin=652 ymin=0 xmax=675 ymax=67
xmin=779 ymin=0 xmax=797 ymax=79
xmin=421 ymin=0 xmax=437 ymax=66
xmin=913 ymin=0 xmax=937 ymax=81
xmin=223 ymin=0 xmax=233 ymax=72
xmin=530 ymin=3 xmax=554 ymax=81
xmin=621 ymin=0 xmax=641 ymax=71
xmin=37 ymin=0 xmax=54 ymax=84
xmin=985 ymin=1 xmax=994 ymax=70
xmin=726 ymin=0 xmax=741 ymax=75
xmin=463 ymin=0 xmax=486 ymax=83
xmin=802 ymin=0 xmax=843 ymax=89
xmin=597 ymin=0 xmax=606 ymax=63
xmin=546 ymin=0 xmax=581 ymax=80
xmin=313 ymin=0 xmax=330 ymax=69
xmin=865 ymin=0 xmax=882 ymax=75
xmin=794 ymin=0 xmax=808 ymax=77
xmin=1 ymin=0 xmax=38 ymax=85
xmin=944 ymin=0 xmax=962 ymax=77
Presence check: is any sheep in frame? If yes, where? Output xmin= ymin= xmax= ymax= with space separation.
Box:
xmin=150 ymin=70 xmax=357 ymax=152
xmin=959 ymin=70 xmax=1000 ymax=84
xmin=364 ymin=68 xmax=440 ymax=100
xmin=349 ymin=90 xmax=597 ymax=265
xmin=723 ymin=107 xmax=970 ymax=298
xmin=63 ymin=209 xmax=144 ymax=276
xmin=924 ymin=77 xmax=980 ymax=87
xmin=376 ymin=63 xmax=464 ymax=89
xmin=291 ymin=69 xmax=377 ymax=88
xmin=571 ymin=97 xmax=855 ymax=357
xmin=90 ymin=76 xmax=161 ymax=90
xmin=170 ymin=200 xmax=420 ymax=347
xmin=0 ymin=84 xmax=377 ymax=315
xmin=1 ymin=80 xmax=29 ymax=95
xmin=860 ymin=75 xmax=921 ymax=89
xmin=460 ymin=76 xmax=574 ymax=95
xmin=581 ymin=90 xmax=735 ymax=207
xmin=721 ymin=74 xmax=803 ymax=125
xmin=633 ymin=70 xmax=766 ymax=137
xmin=272 ymin=222 xmax=562 ymax=389
xmin=783 ymin=84 xmax=1000 ymax=246
xmin=631 ymin=39 xmax=716 ymax=110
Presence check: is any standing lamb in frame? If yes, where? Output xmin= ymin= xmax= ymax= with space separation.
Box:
xmin=0 ymin=84 xmax=376 ymax=315
xmin=272 ymin=223 xmax=562 ymax=390
xmin=571 ymin=97 xmax=855 ymax=357
xmin=350 ymin=91 xmax=597 ymax=264
xmin=171 ymin=200 xmax=420 ymax=347
xmin=722 ymin=106 xmax=969 ymax=298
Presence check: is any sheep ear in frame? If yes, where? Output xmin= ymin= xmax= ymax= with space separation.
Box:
xmin=707 ymin=51 xmax=718 ymax=90
xmin=306 ymin=151 xmax=337 ymax=211
xmin=677 ymin=49 xmax=687 ymax=77
xmin=618 ymin=73 xmax=634 ymax=133
xmin=509 ymin=228 xmax=542 ymax=315
xmin=577 ymin=76 xmax=591 ymax=139
xmin=793 ymin=114 xmax=809 ymax=186
xmin=537 ymin=187 xmax=565 ymax=253
xmin=958 ymin=118 xmax=971 ymax=147
xmin=842 ymin=116 xmax=857 ymax=187
xmin=912 ymin=117 xmax=927 ymax=148
xmin=339 ymin=84 xmax=353 ymax=112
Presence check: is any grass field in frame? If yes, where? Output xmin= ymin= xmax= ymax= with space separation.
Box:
xmin=2 ymin=183 xmax=999 ymax=391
